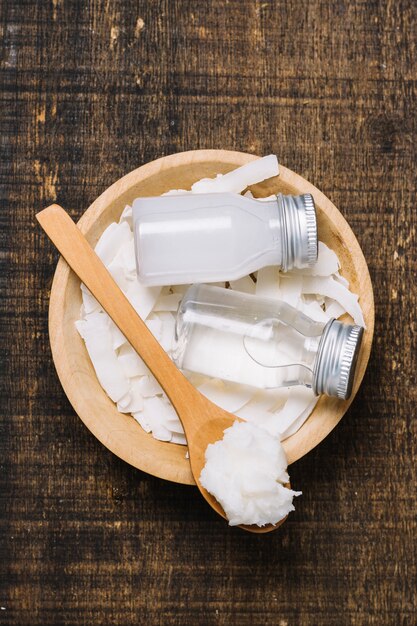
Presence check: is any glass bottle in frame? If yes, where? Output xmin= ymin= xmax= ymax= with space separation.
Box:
xmin=133 ymin=192 xmax=317 ymax=286
xmin=173 ymin=284 xmax=364 ymax=400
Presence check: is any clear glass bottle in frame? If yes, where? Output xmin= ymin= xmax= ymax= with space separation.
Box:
xmin=133 ymin=192 xmax=317 ymax=286
xmin=173 ymin=284 xmax=364 ymax=400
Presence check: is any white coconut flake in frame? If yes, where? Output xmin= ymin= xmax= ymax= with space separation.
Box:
xmin=120 ymin=204 xmax=133 ymax=226
xmin=119 ymin=380 xmax=144 ymax=413
xmin=198 ymin=379 xmax=254 ymax=413
xmin=120 ymin=239 xmax=136 ymax=274
xmin=272 ymin=387 xmax=317 ymax=439
xmin=256 ymin=194 xmax=278 ymax=202
xmin=139 ymin=396 xmax=183 ymax=440
xmin=125 ymin=281 xmax=161 ymax=320
xmin=301 ymin=300 xmax=330 ymax=323
xmin=138 ymin=375 xmax=163 ymax=398
xmin=162 ymin=188 xmax=189 ymax=196
xmin=191 ymin=155 xmax=279 ymax=194
xmin=172 ymin=433 xmax=187 ymax=445
xmin=256 ymin=266 xmax=281 ymax=298
xmin=154 ymin=292 xmax=183 ymax=312
xmin=132 ymin=411 xmax=152 ymax=433
xmin=76 ymin=310 xmax=110 ymax=338
xmin=229 ymin=275 xmax=256 ymax=294
xmin=334 ymin=273 xmax=350 ymax=288
xmin=279 ymin=274 xmax=303 ymax=308
xmin=324 ymin=298 xmax=346 ymax=320
xmin=155 ymin=312 xmax=176 ymax=352
xmin=200 ymin=421 xmax=300 ymax=526
xmin=95 ymin=221 xmax=132 ymax=266
xmin=152 ymin=425 xmax=172 ymax=442
xmin=302 ymin=276 xmax=365 ymax=327
xmin=296 ymin=242 xmax=340 ymax=276
xmin=278 ymin=395 xmax=319 ymax=440
xmin=107 ymin=255 xmax=132 ymax=292
xmin=80 ymin=284 xmax=101 ymax=315
xmin=118 ymin=344 xmax=150 ymax=378
xmin=145 ymin=317 xmax=163 ymax=341
xmin=76 ymin=319 xmax=130 ymax=403
xmin=238 ymin=388 xmax=290 ymax=416
xmin=108 ymin=320 xmax=127 ymax=351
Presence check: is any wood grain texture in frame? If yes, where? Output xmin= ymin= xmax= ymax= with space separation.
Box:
xmin=1 ymin=0 xmax=416 ymax=624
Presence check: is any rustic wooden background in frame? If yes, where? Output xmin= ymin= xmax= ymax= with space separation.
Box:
xmin=1 ymin=0 xmax=416 ymax=624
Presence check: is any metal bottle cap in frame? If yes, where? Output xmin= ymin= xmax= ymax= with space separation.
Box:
xmin=278 ymin=193 xmax=318 ymax=271
xmin=313 ymin=319 xmax=364 ymax=400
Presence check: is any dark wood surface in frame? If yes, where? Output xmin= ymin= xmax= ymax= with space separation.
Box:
xmin=1 ymin=1 xmax=416 ymax=624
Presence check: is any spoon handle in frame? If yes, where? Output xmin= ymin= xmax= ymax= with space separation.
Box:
xmin=36 ymin=204 xmax=201 ymax=419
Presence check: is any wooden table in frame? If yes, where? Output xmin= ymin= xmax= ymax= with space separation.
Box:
xmin=1 ymin=1 xmax=416 ymax=624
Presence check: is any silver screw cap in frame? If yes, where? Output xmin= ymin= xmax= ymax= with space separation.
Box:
xmin=313 ymin=319 xmax=364 ymax=400
xmin=278 ymin=193 xmax=318 ymax=270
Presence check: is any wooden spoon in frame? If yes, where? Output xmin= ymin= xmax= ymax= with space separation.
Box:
xmin=37 ymin=204 xmax=289 ymax=533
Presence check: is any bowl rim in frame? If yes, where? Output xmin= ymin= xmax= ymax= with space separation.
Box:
xmin=48 ymin=149 xmax=374 ymax=484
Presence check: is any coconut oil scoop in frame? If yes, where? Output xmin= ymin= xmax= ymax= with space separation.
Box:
xmin=37 ymin=204 xmax=292 ymax=533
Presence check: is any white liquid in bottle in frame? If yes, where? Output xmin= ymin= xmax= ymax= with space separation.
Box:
xmin=133 ymin=193 xmax=317 ymax=286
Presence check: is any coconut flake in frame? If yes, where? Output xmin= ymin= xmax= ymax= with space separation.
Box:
xmin=108 ymin=320 xmax=127 ymax=351
xmin=256 ymin=266 xmax=281 ymax=298
xmin=256 ymin=194 xmax=278 ymax=202
xmin=145 ymin=317 xmax=163 ymax=341
xmin=278 ymin=395 xmax=319 ymax=440
xmin=279 ymin=275 xmax=303 ymax=308
xmin=132 ymin=411 xmax=152 ymax=433
xmin=296 ymin=242 xmax=340 ymax=276
xmin=324 ymin=299 xmax=346 ymax=320
xmin=120 ymin=204 xmax=133 ymax=226
xmin=140 ymin=396 xmax=183 ymax=438
xmin=172 ymin=433 xmax=187 ymax=445
xmin=117 ymin=344 xmax=150 ymax=378
xmin=117 ymin=392 xmax=132 ymax=412
xmin=95 ymin=221 xmax=132 ymax=266
xmin=162 ymin=189 xmax=189 ymax=196
xmin=138 ymin=375 xmax=163 ymax=398
xmin=119 ymin=379 xmax=144 ymax=413
xmin=237 ymin=388 xmax=290 ymax=418
xmin=120 ymin=239 xmax=136 ymax=275
xmin=80 ymin=283 xmax=101 ymax=315
xmin=76 ymin=318 xmax=130 ymax=403
xmin=107 ymin=255 xmax=132 ymax=292
xmin=302 ymin=276 xmax=365 ymax=326
xmin=152 ymin=425 xmax=172 ymax=442
xmin=154 ymin=292 xmax=183 ymax=312
xmin=125 ymin=281 xmax=162 ymax=320
xmin=155 ymin=312 xmax=176 ymax=352
xmin=198 ymin=379 xmax=254 ymax=413
xmin=229 ymin=275 xmax=256 ymax=294
xmin=191 ymin=155 xmax=279 ymax=194
xmin=334 ymin=273 xmax=350 ymax=288
xmin=272 ymin=387 xmax=318 ymax=439
xmin=301 ymin=300 xmax=330 ymax=323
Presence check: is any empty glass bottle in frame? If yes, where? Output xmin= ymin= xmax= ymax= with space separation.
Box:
xmin=173 ymin=284 xmax=364 ymax=400
xmin=133 ymin=192 xmax=317 ymax=286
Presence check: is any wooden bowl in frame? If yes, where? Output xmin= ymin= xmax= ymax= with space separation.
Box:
xmin=49 ymin=150 xmax=374 ymax=485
